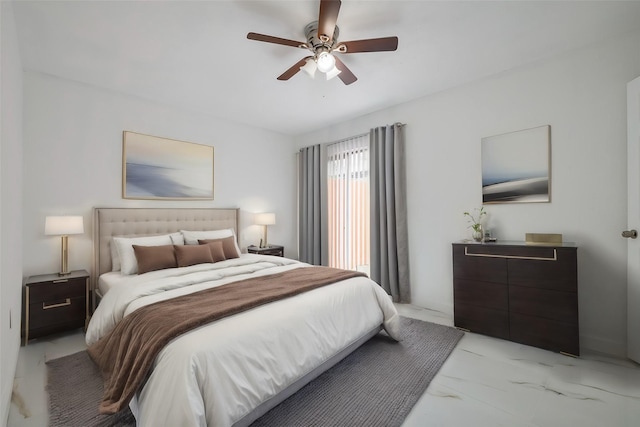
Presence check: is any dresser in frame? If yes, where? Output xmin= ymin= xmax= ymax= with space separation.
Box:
xmin=452 ymin=241 xmax=579 ymax=356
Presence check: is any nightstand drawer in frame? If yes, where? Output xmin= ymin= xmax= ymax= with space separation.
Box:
xmin=28 ymin=277 xmax=86 ymax=303
xmin=259 ymin=248 xmax=283 ymax=256
xmin=247 ymin=245 xmax=284 ymax=257
xmin=29 ymin=295 xmax=86 ymax=329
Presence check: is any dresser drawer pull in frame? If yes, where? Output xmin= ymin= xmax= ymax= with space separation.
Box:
xmin=43 ymin=299 xmax=71 ymax=310
xmin=464 ymin=247 xmax=557 ymax=261
xmin=52 ymin=279 xmax=69 ymax=283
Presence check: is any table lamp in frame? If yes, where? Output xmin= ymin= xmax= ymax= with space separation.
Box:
xmin=254 ymin=213 xmax=275 ymax=248
xmin=45 ymin=215 xmax=84 ymax=275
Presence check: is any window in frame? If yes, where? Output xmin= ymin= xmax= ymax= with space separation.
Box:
xmin=326 ymin=134 xmax=370 ymax=273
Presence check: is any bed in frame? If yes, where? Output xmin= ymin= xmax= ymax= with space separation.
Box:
xmin=86 ymin=207 xmax=401 ymax=427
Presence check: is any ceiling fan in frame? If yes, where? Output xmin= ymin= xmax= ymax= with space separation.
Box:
xmin=247 ymin=0 xmax=398 ymax=85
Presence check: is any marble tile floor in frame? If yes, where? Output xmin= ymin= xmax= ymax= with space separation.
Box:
xmin=8 ymin=304 xmax=640 ymax=427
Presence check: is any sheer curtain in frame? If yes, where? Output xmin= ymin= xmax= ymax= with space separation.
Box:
xmin=326 ymin=134 xmax=370 ymax=272
xmin=370 ymin=123 xmax=410 ymax=303
xmin=298 ymin=144 xmax=328 ymax=265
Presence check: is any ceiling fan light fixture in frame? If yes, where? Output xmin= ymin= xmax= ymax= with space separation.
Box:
xmin=316 ymin=51 xmax=336 ymax=73
xmin=300 ymin=58 xmax=317 ymax=78
xmin=246 ymin=0 xmax=398 ymax=85
xmin=325 ymin=66 xmax=342 ymax=80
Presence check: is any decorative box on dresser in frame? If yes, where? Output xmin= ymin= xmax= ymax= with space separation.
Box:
xmin=452 ymin=241 xmax=579 ymax=356
xmin=22 ymin=269 xmax=90 ymax=345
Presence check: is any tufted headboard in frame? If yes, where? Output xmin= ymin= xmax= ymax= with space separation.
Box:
xmin=92 ymin=207 xmax=239 ymax=302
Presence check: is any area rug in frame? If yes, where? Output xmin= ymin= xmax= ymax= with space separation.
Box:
xmin=47 ymin=317 xmax=463 ymax=427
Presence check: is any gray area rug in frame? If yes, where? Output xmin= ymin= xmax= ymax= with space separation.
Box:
xmin=47 ymin=317 xmax=463 ymax=427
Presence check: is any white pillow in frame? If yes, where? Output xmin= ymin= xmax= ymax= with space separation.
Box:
xmin=113 ymin=233 xmax=183 ymax=275
xmin=110 ymin=239 xmax=121 ymax=271
xmin=169 ymin=232 xmax=185 ymax=245
xmin=180 ymin=228 xmax=241 ymax=255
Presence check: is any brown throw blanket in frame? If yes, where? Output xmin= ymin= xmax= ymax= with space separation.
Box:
xmin=88 ymin=266 xmax=366 ymax=414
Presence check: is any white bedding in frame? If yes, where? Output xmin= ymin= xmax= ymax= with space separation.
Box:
xmin=86 ymin=254 xmax=400 ymax=427
xmin=97 ymin=271 xmax=130 ymax=295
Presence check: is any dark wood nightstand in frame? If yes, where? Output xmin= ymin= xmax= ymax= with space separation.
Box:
xmin=247 ymin=245 xmax=284 ymax=257
xmin=22 ymin=269 xmax=90 ymax=345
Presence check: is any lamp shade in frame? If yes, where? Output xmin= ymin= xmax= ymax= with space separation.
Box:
xmin=254 ymin=213 xmax=276 ymax=226
xmin=300 ymin=58 xmax=317 ymax=78
xmin=325 ymin=66 xmax=342 ymax=80
xmin=45 ymin=216 xmax=84 ymax=236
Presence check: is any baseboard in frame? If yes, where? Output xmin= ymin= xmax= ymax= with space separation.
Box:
xmin=580 ymin=333 xmax=626 ymax=358
xmin=408 ymin=300 xmax=453 ymax=317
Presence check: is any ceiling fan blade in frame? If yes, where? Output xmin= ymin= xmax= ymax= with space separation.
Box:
xmin=247 ymin=32 xmax=306 ymax=49
xmin=318 ymin=0 xmax=341 ymax=43
xmin=333 ymin=56 xmax=357 ymax=85
xmin=336 ymin=36 xmax=398 ymax=53
xmin=277 ymin=56 xmax=313 ymax=81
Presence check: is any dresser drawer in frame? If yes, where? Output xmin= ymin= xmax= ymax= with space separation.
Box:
xmin=454 ymin=302 xmax=509 ymax=340
xmin=510 ymin=312 xmax=580 ymax=355
xmin=454 ymin=279 xmax=508 ymax=311
xmin=509 ymin=286 xmax=578 ymax=324
xmin=452 ymin=245 xmax=508 ymax=283
xmin=28 ymin=277 xmax=86 ymax=303
xmin=507 ymin=248 xmax=577 ymax=292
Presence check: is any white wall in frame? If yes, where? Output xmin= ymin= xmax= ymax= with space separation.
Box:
xmin=22 ymin=72 xmax=297 ymax=278
xmin=295 ymin=30 xmax=640 ymax=357
xmin=1 ymin=2 xmax=24 ymax=425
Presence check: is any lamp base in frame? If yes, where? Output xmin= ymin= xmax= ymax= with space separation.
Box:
xmin=261 ymin=225 xmax=268 ymax=248
xmin=59 ymin=235 xmax=70 ymax=277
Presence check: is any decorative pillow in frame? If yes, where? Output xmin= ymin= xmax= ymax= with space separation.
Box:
xmin=174 ymin=244 xmax=214 ymax=267
xmin=200 ymin=240 xmax=226 ymax=262
xmin=181 ymin=228 xmax=241 ymax=254
xmin=198 ymin=237 xmax=240 ymax=260
xmin=113 ymin=234 xmax=175 ymax=275
xmin=133 ymin=245 xmax=177 ymax=274
xmin=111 ymin=233 xmax=183 ymax=272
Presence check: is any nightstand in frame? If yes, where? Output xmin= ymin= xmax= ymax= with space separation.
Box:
xmin=23 ymin=269 xmax=90 ymax=345
xmin=247 ymin=245 xmax=284 ymax=257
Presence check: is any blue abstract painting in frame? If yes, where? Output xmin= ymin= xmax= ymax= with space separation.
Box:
xmin=123 ymin=131 xmax=214 ymax=200
xmin=481 ymin=125 xmax=550 ymax=204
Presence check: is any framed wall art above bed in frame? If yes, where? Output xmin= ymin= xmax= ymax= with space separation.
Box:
xmin=122 ymin=131 xmax=214 ymax=200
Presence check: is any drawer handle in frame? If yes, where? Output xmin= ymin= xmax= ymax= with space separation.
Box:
xmin=464 ymin=247 xmax=557 ymax=261
xmin=52 ymin=279 xmax=68 ymax=283
xmin=43 ymin=299 xmax=71 ymax=310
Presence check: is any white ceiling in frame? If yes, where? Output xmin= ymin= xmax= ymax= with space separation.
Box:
xmin=11 ymin=1 xmax=640 ymax=136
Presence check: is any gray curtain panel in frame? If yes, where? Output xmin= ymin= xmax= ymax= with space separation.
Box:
xmin=298 ymin=144 xmax=328 ymax=265
xmin=370 ymin=124 xmax=411 ymax=303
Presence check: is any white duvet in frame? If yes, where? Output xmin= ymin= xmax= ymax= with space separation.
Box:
xmin=86 ymin=254 xmax=400 ymax=427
